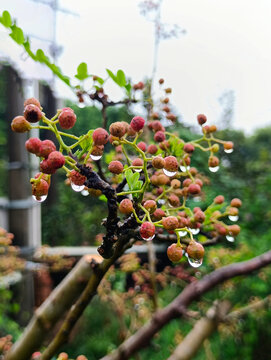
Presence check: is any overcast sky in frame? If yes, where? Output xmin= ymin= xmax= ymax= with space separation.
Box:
xmin=1 ymin=0 xmax=271 ymax=133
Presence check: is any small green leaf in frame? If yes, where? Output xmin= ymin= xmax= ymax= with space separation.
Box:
xmin=125 ymin=83 xmax=132 ymax=94
xmin=9 ymin=25 xmax=24 ymax=44
xmin=79 ymin=130 xmax=93 ymax=152
xmin=116 ymin=69 xmax=126 ymax=87
xmin=125 ymin=169 xmax=134 ymax=190
xmin=99 ymin=195 xmax=108 ymax=202
xmin=1 ymin=10 xmax=12 ymax=27
xmin=106 ymin=68 xmax=117 ymax=82
xmin=36 ymin=49 xmax=46 ymax=62
xmin=96 ymin=77 xmax=104 ymax=85
xmin=75 ymin=62 xmax=89 ymax=80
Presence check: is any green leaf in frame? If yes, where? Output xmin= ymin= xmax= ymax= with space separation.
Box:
xmin=125 ymin=169 xmax=134 ymax=190
xmin=36 ymin=49 xmax=47 ymax=62
xmin=75 ymin=62 xmax=89 ymax=80
xmin=170 ymin=137 xmax=184 ymax=157
xmin=1 ymin=11 xmax=12 ymax=27
xmin=125 ymin=83 xmax=132 ymax=94
xmin=116 ymin=69 xmax=126 ymax=87
xmin=96 ymin=76 xmax=104 ymax=85
xmin=9 ymin=25 xmax=24 ymax=44
xmin=79 ymin=130 xmax=93 ymax=151
xmin=99 ymin=195 xmax=108 ymax=202
xmin=106 ymin=68 xmax=117 ymax=83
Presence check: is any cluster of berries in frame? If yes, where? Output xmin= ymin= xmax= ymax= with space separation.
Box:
xmin=11 ymin=95 xmax=240 ymax=267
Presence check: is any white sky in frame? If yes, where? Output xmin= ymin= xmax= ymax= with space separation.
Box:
xmin=1 ymin=0 xmax=271 ymax=133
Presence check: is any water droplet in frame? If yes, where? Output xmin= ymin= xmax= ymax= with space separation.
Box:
xmin=189 ymin=228 xmax=200 ymax=235
xmin=224 ymin=148 xmax=233 ymax=154
xmin=163 ymin=168 xmax=177 ymax=177
xmin=188 ymin=257 xmax=203 ymax=268
xmin=180 ymin=165 xmax=190 ymax=172
xmin=158 ymin=199 xmax=165 ymax=205
xmin=228 ymin=215 xmax=239 ymax=222
xmin=208 ymin=166 xmax=219 ymax=173
xmin=81 ymin=189 xmax=89 ymax=196
xmin=178 ymin=230 xmax=187 ymax=237
xmin=78 ymin=102 xmax=85 ymax=108
xmin=134 ymin=168 xmax=142 ymax=173
xmin=142 ymin=234 xmax=155 ymax=241
xmin=71 ymin=183 xmax=85 ymax=192
xmin=90 ymin=154 xmax=102 ymax=161
xmin=226 ymin=235 xmax=235 ymax=242
xmin=185 ymin=252 xmax=188 ymax=257
xmin=32 ymin=195 xmax=47 ymax=203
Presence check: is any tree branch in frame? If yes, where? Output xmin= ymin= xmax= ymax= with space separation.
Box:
xmin=6 ymin=255 xmax=101 ymax=360
xmin=169 ymin=295 xmax=271 ymax=360
xmin=167 ymin=301 xmax=231 ymax=360
xmin=100 ymin=249 xmax=271 ymax=360
xmin=78 ymin=165 xmax=119 ymax=258
xmin=41 ymin=230 xmax=138 ymax=360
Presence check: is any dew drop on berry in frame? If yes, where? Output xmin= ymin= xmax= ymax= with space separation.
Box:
xmin=189 ymin=228 xmax=200 ymax=235
xmin=188 ymin=256 xmax=203 ymax=268
xmin=178 ymin=230 xmax=187 ymax=237
xmin=81 ymin=189 xmax=89 ymax=196
xmin=163 ymin=168 xmax=177 ymax=177
xmin=142 ymin=234 xmax=155 ymax=241
xmin=32 ymin=195 xmax=47 ymax=203
xmin=90 ymin=154 xmax=102 ymax=161
xmin=224 ymin=148 xmax=233 ymax=154
xmin=208 ymin=166 xmax=219 ymax=173
xmin=180 ymin=165 xmax=190 ymax=172
xmin=226 ymin=235 xmax=235 ymax=242
xmin=158 ymin=199 xmax=165 ymax=205
xmin=71 ymin=183 xmax=85 ymax=192
xmin=228 ymin=215 xmax=239 ymax=222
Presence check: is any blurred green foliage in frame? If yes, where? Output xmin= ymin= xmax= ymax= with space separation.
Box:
xmin=0 ymin=288 xmax=21 ymax=339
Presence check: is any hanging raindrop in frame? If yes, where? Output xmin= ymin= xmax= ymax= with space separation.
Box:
xmin=224 ymin=148 xmax=233 ymax=154
xmin=71 ymin=183 xmax=85 ymax=192
xmin=32 ymin=195 xmax=47 ymax=203
xmin=90 ymin=154 xmax=102 ymax=161
xmin=134 ymin=168 xmax=142 ymax=173
xmin=180 ymin=165 xmax=190 ymax=172
xmin=78 ymin=102 xmax=85 ymax=108
xmin=226 ymin=235 xmax=235 ymax=242
xmin=81 ymin=189 xmax=89 ymax=196
xmin=188 ymin=257 xmax=203 ymax=268
xmin=228 ymin=215 xmax=239 ymax=221
xmin=158 ymin=199 xmax=165 ymax=205
xmin=208 ymin=166 xmax=219 ymax=173
xmin=178 ymin=230 xmax=187 ymax=237
xmin=142 ymin=234 xmax=155 ymax=241
xmin=190 ymin=228 xmax=200 ymax=235
xmin=163 ymin=168 xmax=177 ymax=177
